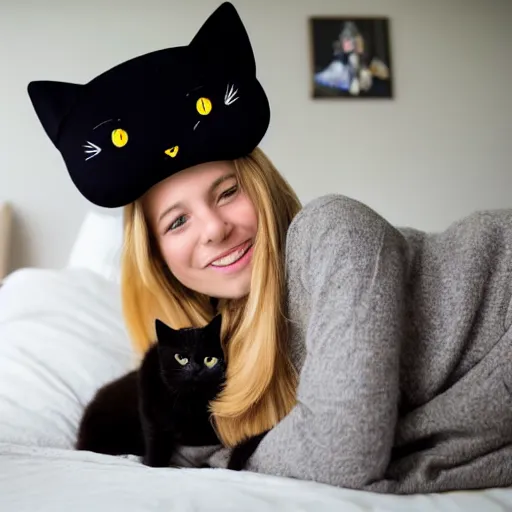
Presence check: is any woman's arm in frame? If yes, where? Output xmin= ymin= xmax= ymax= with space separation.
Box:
xmin=248 ymin=194 xmax=408 ymax=489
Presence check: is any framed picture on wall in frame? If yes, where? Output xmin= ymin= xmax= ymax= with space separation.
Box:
xmin=309 ymin=17 xmax=393 ymax=99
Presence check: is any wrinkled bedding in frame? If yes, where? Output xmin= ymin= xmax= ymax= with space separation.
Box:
xmin=2 ymin=442 xmax=512 ymax=512
xmin=0 ymin=267 xmax=511 ymax=510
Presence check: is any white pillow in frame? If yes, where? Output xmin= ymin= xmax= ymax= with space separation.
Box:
xmin=0 ymin=267 xmax=135 ymax=449
xmin=67 ymin=210 xmax=124 ymax=283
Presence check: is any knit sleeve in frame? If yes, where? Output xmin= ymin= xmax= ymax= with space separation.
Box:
xmin=247 ymin=194 xmax=408 ymax=489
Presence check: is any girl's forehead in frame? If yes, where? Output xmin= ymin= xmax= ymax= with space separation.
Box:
xmin=149 ymin=161 xmax=235 ymax=197
xmin=142 ymin=162 xmax=237 ymax=217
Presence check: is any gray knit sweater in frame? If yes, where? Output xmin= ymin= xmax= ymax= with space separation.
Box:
xmin=245 ymin=194 xmax=512 ymax=494
xmin=179 ymin=194 xmax=512 ymax=493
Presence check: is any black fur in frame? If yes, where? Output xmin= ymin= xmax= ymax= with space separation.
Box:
xmin=227 ymin=431 xmax=268 ymax=470
xmin=76 ymin=315 xmax=225 ymax=466
xmin=76 ymin=314 xmax=264 ymax=470
xmin=139 ymin=316 xmax=225 ymax=466
xmin=75 ymin=369 xmax=144 ymax=456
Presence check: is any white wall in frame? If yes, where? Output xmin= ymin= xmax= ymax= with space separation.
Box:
xmin=1 ymin=0 xmax=511 ymax=270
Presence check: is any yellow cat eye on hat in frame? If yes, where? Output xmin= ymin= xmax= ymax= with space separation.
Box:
xmin=112 ymin=128 xmax=128 ymax=147
xmin=196 ymin=97 xmax=212 ymax=115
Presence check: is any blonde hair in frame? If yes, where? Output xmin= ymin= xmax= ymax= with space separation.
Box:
xmin=121 ymin=147 xmax=301 ymax=446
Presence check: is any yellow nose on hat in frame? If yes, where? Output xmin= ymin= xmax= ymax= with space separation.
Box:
xmin=165 ymin=146 xmax=179 ymax=158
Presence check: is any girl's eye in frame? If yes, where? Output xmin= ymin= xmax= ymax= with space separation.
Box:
xmin=167 ymin=215 xmax=187 ymax=232
xmin=219 ymin=185 xmax=238 ymax=201
xmin=164 ymin=185 xmax=237 ymax=234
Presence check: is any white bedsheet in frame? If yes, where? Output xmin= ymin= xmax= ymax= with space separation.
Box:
xmin=1 ymin=267 xmax=512 ymax=511
xmin=2 ymin=443 xmax=512 ymax=512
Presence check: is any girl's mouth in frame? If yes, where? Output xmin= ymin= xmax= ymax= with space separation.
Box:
xmin=210 ymin=242 xmax=254 ymax=273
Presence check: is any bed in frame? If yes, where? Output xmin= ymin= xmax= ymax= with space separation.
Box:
xmin=0 ymin=202 xmax=12 ymax=281
xmin=1 ymin=211 xmax=511 ymax=511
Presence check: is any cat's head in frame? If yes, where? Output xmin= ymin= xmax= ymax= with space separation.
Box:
xmin=155 ymin=315 xmax=225 ymax=393
xmin=27 ymin=2 xmax=270 ymax=208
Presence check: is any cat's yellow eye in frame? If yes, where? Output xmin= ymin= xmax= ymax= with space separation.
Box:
xmin=196 ymin=97 xmax=212 ymax=116
xmin=174 ymin=354 xmax=189 ymax=366
xmin=112 ymin=128 xmax=128 ymax=148
xmin=204 ymin=357 xmax=218 ymax=369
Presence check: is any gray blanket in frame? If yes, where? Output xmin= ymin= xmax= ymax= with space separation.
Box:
xmin=245 ymin=194 xmax=512 ymax=494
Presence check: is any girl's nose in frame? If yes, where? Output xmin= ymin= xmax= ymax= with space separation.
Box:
xmin=200 ymin=210 xmax=232 ymax=245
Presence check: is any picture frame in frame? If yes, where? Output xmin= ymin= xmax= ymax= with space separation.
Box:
xmin=309 ymin=16 xmax=393 ymax=99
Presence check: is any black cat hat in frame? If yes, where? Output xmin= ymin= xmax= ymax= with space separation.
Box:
xmin=27 ymin=2 xmax=270 ymax=208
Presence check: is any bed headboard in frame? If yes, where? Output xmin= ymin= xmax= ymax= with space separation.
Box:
xmin=0 ymin=203 xmax=12 ymax=280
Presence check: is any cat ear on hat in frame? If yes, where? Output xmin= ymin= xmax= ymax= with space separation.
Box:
xmin=27 ymin=80 xmax=82 ymax=146
xmin=189 ymin=2 xmax=256 ymax=77
xmin=26 ymin=2 xmax=270 ymax=210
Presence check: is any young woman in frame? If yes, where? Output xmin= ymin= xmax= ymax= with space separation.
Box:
xmin=27 ymin=2 xmax=512 ymax=495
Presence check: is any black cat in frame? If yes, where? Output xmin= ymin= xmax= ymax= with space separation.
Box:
xmin=76 ymin=315 xmax=225 ymax=466
xmin=139 ymin=315 xmax=227 ymax=466
xmin=75 ymin=369 xmax=145 ymax=457
xmin=76 ymin=314 xmax=265 ymax=469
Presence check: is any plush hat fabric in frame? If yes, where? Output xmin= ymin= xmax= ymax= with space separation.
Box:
xmin=27 ymin=2 xmax=270 ymax=208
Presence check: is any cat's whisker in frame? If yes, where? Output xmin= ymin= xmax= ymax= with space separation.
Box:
xmin=224 ymin=83 xmax=239 ymax=106
xmin=83 ymin=140 xmax=102 ymax=161
xmin=193 ymin=121 xmax=200 ymax=131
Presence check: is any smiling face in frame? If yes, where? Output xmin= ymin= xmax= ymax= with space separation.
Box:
xmin=143 ymin=160 xmax=258 ymax=299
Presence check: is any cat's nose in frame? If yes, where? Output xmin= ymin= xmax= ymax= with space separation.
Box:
xmin=165 ymin=146 xmax=179 ymax=158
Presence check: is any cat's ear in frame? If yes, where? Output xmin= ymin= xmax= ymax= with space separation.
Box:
xmin=206 ymin=314 xmax=223 ymax=337
xmin=189 ymin=2 xmax=256 ymax=76
xmin=155 ymin=319 xmax=177 ymax=342
xmin=27 ymin=80 xmax=82 ymax=146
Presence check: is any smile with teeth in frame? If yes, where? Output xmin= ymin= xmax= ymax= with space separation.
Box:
xmin=210 ymin=243 xmax=252 ymax=267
